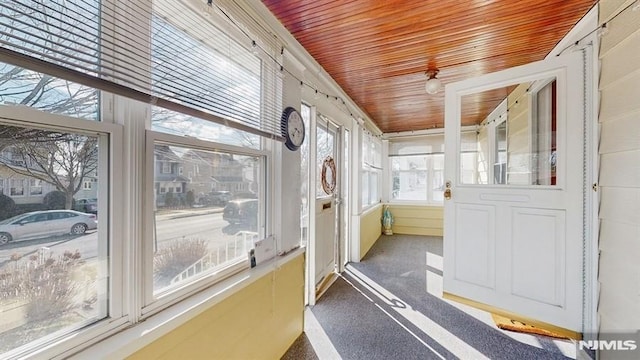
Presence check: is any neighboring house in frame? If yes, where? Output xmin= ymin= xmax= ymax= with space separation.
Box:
xmin=182 ymin=149 xmax=253 ymax=201
xmin=0 ymin=166 xmax=56 ymax=205
xmin=210 ymin=153 xmax=251 ymax=194
xmin=154 ymin=145 xmax=189 ymax=206
xmin=75 ymin=168 xmax=98 ymax=200
xmin=0 ymin=148 xmax=56 ymax=205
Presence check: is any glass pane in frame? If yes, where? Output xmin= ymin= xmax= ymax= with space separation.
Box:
xmin=152 ymin=107 xmax=260 ymax=149
xmin=0 ymin=124 xmax=107 ymax=353
xmin=316 ymin=124 xmax=335 ymax=197
xmin=153 ymin=144 xmax=262 ymax=294
xmin=0 ymin=0 xmax=100 ymax=121
xmin=0 ymin=63 xmax=99 ymax=121
xmin=431 ymin=154 xmax=445 ymax=202
xmin=391 ymin=155 xmax=428 ymax=201
xmin=459 ymin=77 xmax=557 ymax=186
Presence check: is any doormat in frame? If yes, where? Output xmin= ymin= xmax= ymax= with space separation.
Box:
xmin=491 ymin=313 xmax=570 ymax=339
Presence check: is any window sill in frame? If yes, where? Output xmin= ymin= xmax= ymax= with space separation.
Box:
xmin=386 ymin=201 xmax=444 ymax=208
xmin=360 ymin=203 xmax=383 ymax=215
xmin=69 ymin=247 xmax=306 ymax=360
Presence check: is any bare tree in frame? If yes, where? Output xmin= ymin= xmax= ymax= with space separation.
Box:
xmin=0 ymin=128 xmax=98 ymax=209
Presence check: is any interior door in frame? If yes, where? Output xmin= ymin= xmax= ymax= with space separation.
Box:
xmin=314 ymin=117 xmax=340 ymax=287
xmin=443 ymin=50 xmax=585 ymax=336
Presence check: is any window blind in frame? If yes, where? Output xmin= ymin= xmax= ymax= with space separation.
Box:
xmin=362 ymin=131 xmax=382 ymax=169
xmin=389 ymin=132 xmax=478 ymax=156
xmin=0 ymin=0 xmax=284 ymax=140
xmin=389 ymin=134 xmax=445 ymax=156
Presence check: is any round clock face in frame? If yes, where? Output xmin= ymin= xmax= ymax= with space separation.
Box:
xmin=282 ymin=107 xmax=305 ymax=151
xmin=287 ymin=111 xmax=304 ymax=146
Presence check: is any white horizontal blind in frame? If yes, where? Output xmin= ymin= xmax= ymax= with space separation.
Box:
xmin=0 ymin=0 xmax=284 ymax=140
xmin=389 ymin=134 xmax=445 ymax=156
xmin=362 ymin=131 xmax=382 ymax=169
xmin=389 ymin=132 xmax=478 ymax=155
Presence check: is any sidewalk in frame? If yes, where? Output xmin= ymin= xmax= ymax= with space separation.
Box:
xmin=155 ymin=206 xmax=224 ymax=221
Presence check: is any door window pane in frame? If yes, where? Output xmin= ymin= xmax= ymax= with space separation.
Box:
xmin=459 ymin=77 xmax=558 ymax=186
xmin=316 ymin=123 xmax=335 ymax=197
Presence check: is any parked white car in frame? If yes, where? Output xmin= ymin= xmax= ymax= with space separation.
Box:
xmin=0 ymin=210 xmax=98 ymax=246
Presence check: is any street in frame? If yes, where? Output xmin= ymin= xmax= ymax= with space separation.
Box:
xmin=0 ymin=212 xmax=257 ymax=268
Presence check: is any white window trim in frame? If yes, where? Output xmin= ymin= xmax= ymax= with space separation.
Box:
xmin=388 ymin=155 xmax=445 ymax=206
xmin=142 ymin=130 xmax=270 ymax=316
xmin=0 ymin=105 xmax=126 ymax=360
xmin=10 ymin=178 xmax=25 ymax=196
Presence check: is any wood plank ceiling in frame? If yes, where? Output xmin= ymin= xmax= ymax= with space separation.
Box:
xmin=262 ymin=0 xmax=597 ymax=133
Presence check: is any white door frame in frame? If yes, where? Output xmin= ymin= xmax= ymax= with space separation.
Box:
xmin=306 ymin=112 xmax=345 ymax=305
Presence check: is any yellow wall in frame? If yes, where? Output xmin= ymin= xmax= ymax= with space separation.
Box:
xmin=597 ymin=0 xmax=640 ymax=334
xmin=387 ymin=205 xmax=443 ymax=236
xmin=360 ymin=204 xmax=383 ymax=260
xmin=128 ymin=254 xmax=305 ymax=360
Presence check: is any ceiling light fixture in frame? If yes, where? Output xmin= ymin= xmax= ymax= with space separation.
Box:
xmin=425 ymin=69 xmax=442 ymax=94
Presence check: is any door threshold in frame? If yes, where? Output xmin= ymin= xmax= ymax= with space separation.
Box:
xmin=315 ymin=272 xmax=338 ymax=301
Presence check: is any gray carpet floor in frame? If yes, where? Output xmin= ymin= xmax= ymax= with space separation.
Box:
xmin=284 ymin=234 xmax=573 ymax=359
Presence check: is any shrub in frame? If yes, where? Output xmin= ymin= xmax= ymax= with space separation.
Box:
xmin=163 ymin=191 xmax=176 ymax=207
xmin=13 ymin=202 xmax=47 ymax=215
xmin=0 ymin=252 xmax=82 ymax=323
xmin=0 ymin=194 xmax=16 ymax=220
xmin=154 ymin=238 xmax=208 ymax=285
xmin=43 ymin=190 xmax=67 ymax=210
xmin=186 ymin=190 xmax=195 ymax=207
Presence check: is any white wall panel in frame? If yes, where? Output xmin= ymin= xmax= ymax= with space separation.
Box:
xmin=511 ymin=209 xmax=565 ymax=306
xmin=454 ymin=204 xmax=495 ymax=289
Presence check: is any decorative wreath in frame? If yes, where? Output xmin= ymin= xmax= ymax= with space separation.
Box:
xmin=321 ymin=156 xmax=337 ymax=195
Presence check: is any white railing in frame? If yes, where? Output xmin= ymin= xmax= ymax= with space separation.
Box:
xmin=170 ymin=231 xmax=259 ymax=285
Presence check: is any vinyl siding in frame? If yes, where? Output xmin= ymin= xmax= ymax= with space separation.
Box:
xmin=597 ymin=0 xmax=640 ymax=334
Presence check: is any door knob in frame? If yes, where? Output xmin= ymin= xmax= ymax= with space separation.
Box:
xmin=444 ymin=188 xmax=452 ymax=200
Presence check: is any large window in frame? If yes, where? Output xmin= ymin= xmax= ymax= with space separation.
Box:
xmin=362 ymin=131 xmax=382 ymax=208
xmin=0 ymin=123 xmax=108 ymax=355
xmin=389 ymin=135 xmax=445 ymax=204
xmin=0 ymin=0 xmax=281 ymax=357
xmin=149 ymin=137 xmax=266 ymax=300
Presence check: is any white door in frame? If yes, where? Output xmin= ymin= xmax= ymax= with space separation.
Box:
xmin=314 ymin=118 xmax=340 ymax=287
xmin=443 ymin=50 xmax=585 ymax=335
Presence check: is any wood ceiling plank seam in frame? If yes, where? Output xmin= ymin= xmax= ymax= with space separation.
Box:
xmin=300 ymin=18 xmax=582 ymax=59
xmin=324 ymin=52 xmax=550 ymax=84
xmin=286 ymin=2 xmax=592 ymax=42
xmin=276 ymin=0 xmax=532 ymax=35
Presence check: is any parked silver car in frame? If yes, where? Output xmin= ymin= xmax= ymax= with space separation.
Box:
xmin=0 ymin=210 xmax=98 ymax=246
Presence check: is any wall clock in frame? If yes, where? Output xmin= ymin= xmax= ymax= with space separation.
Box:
xmin=281 ymin=106 xmax=305 ymax=151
